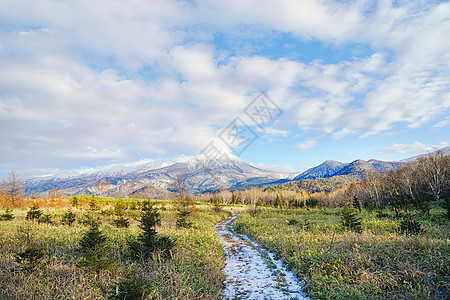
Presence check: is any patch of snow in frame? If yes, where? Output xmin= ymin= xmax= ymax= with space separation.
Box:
xmin=215 ymin=215 xmax=308 ymax=299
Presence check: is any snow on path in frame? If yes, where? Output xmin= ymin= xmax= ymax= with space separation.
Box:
xmin=215 ymin=214 xmax=308 ymax=300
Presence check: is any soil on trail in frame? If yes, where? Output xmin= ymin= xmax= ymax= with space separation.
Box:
xmin=215 ymin=214 xmax=308 ymax=299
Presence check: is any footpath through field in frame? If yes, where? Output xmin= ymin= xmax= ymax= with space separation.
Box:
xmin=215 ymin=214 xmax=308 ymax=299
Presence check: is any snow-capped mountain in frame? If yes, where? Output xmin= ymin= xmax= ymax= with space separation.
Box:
xmin=23 ymin=153 xmax=288 ymax=197
xmin=25 ymin=148 xmax=442 ymax=197
xmin=293 ymin=159 xmax=402 ymax=181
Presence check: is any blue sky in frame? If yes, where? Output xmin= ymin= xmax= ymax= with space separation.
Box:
xmin=0 ymin=0 xmax=449 ymax=177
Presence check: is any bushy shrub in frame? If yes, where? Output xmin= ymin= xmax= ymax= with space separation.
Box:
xmin=287 ymin=219 xmax=298 ymax=225
xmin=399 ymin=214 xmax=421 ymax=235
xmin=14 ymin=246 xmax=46 ymax=271
xmin=212 ymin=202 xmax=223 ymax=213
xmin=306 ymin=197 xmax=319 ymax=208
xmin=0 ymin=208 xmax=14 ymax=221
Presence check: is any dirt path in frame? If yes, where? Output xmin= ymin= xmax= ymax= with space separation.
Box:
xmin=215 ymin=214 xmax=308 ymax=299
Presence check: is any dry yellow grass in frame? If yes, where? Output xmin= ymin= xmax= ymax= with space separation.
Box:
xmin=0 ymin=201 xmax=231 ymax=299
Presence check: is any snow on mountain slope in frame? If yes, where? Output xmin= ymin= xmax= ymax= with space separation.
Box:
xmin=293 ymin=160 xmax=347 ymax=180
xmin=23 ymin=153 xmax=289 ymax=195
xmin=24 ymin=147 xmax=442 ymax=197
xmin=294 ymin=159 xmax=403 ymax=181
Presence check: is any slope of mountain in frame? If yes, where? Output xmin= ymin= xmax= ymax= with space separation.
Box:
xmin=24 ymin=148 xmax=441 ymax=197
xmin=293 ymin=160 xmax=347 ymax=180
xmin=401 ymin=146 xmax=450 ymax=162
xmin=23 ymin=152 xmax=289 ymax=197
xmin=294 ymin=159 xmax=403 ymax=181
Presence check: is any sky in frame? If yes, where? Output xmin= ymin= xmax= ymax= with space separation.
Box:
xmin=0 ymin=0 xmax=449 ymax=178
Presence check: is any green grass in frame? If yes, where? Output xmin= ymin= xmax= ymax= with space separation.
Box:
xmin=0 ymin=200 xmax=232 ymax=299
xmin=233 ymin=207 xmax=450 ymax=299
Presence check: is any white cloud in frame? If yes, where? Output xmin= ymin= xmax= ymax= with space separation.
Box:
xmin=433 ymin=116 xmax=450 ymax=128
xmin=295 ymin=139 xmax=317 ymax=150
xmin=373 ymin=141 xmax=449 ymax=155
xmin=258 ymin=127 xmax=289 ymax=137
xmin=196 ymin=0 xmax=365 ymax=41
xmin=249 ymin=162 xmax=296 ymax=173
xmin=0 ymin=0 xmax=449 ymax=177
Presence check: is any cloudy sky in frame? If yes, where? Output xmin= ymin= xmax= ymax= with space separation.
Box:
xmin=0 ymin=0 xmax=449 ymax=178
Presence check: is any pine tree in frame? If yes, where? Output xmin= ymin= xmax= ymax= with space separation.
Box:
xmin=108 ymin=274 xmax=156 ymax=300
xmin=176 ymin=210 xmax=192 ymax=228
xmin=26 ymin=204 xmax=43 ymax=222
xmin=38 ymin=212 xmax=53 ymax=224
xmin=129 ymin=202 xmax=174 ymax=259
xmin=0 ymin=208 xmax=14 ymax=221
xmin=61 ymin=210 xmax=76 ymax=226
xmin=352 ymin=196 xmax=361 ymax=212
xmin=276 ymin=194 xmax=282 ymax=209
xmin=113 ymin=199 xmax=129 ymax=228
xmin=341 ymin=206 xmax=362 ymax=233
xmin=77 ymin=224 xmax=115 ymax=274
xmin=14 ymin=246 xmax=46 ymax=271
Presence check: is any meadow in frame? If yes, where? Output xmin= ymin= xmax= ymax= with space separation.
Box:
xmin=0 ymin=196 xmax=231 ymax=299
xmin=234 ymin=205 xmax=450 ymax=299
xmin=1 ymin=194 xmax=449 ymax=299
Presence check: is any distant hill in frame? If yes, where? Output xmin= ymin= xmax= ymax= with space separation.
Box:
xmin=23 ymin=152 xmax=288 ymax=197
xmin=293 ymin=159 xmax=402 ymax=181
xmin=23 ymin=147 xmax=447 ymax=197
xmin=270 ymin=175 xmax=362 ymax=193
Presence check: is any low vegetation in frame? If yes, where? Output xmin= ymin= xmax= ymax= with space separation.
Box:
xmin=0 ymin=151 xmax=448 ymax=299
xmin=0 ymin=199 xmax=230 ymax=299
xmin=234 ymin=206 xmax=449 ymax=299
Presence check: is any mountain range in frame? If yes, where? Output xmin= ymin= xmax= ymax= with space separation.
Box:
xmin=23 ymin=147 xmax=449 ymax=198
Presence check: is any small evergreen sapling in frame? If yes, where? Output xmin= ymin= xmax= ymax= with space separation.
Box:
xmin=77 ymin=224 xmax=115 ymax=274
xmin=38 ymin=212 xmax=53 ymax=224
xmin=113 ymin=216 xmax=130 ymax=228
xmin=129 ymin=202 xmax=174 ymax=259
xmin=61 ymin=210 xmax=76 ymax=226
xmin=175 ymin=210 xmax=192 ymax=228
xmin=15 ymin=246 xmax=46 ymax=271
xmin=352 ymin=196 xmax=361 ymax=212
xmin=341 ymin=205 xmax=362 ymax=233
xmin=26 ymin=204 xmax=43 ymax=222
xmin=108 ymin=274 xmax=156 ymax=300
xmin=276 ymin=194 xmax=282 ymax=209
xmin=0 ymin=208 xmax=14 ymax=221
xmin=112 ymin=199 xmax=130 ymax=228
xmin=444 ymin=197 xmax=450 ymax=220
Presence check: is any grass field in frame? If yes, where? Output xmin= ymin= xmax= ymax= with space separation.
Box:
xmin=0 ymin=198 xmax=231 ymax=299
xmin=1 ymin=196 xmax=449 ymax=299
xmin=233 ymin=206 xmax=450 ymax=299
